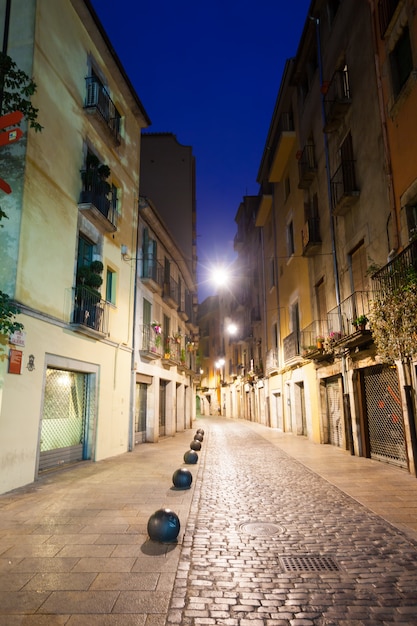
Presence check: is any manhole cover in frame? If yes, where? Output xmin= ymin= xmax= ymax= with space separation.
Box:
xmin=239 ymin=521 xmax=284 ymax=536
xmin=279 ymin=555 xmax=339 ymax=572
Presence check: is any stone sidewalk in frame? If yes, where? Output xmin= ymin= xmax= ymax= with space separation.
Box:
xmin=0 ymin=426 xmax=204 ymax=625
xmin=167 ymin=418 xmax=417 ymax=626
xmin=2 ymin=417 xmax=417 ymax=625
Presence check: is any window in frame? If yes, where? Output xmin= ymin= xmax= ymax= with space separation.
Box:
xmin=105 ymin=268 xmax=116 ymax=304
xmin=349 ymin=241 xmax=367 ymax=293
xmin=406 ymin=204 xmax=417 ymax=241
xmin=272 ymin=322 xmax=278 ymax=348
xmin=142 ymin=228 xmax=157 ymax=280
xmin=390 ymin=27 xmax=413 ymax=97
xmin=143 ymin=298 xmax=152 ymax=326
xmin=77 ymin=234 xmax=94 ymax=269
xmin=287 ymin=220 xmax=295 ymax=257
xmin=111 ymin=184 xmax=120 ymax=218
xmin=164 ymin=258 xmax=171 ymax=284
xmin=315 ymin=278 xmax=327 ymax=328
xmin=85 ymin=69 xmax=121 ymax=142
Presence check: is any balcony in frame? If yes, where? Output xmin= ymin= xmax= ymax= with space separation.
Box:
xmin=265 ymin=348 xmax=279 ymax=374
xmin=283 ymin=331 xmax=301 ymax=362
xmin=268 ymin=112 xmax=296 ymax=183
xmin=302 ymin=217 xmax=321 ymax=256
xmin=300 ymin=320 xmax=333 ymax=363
xmin=372 ymin=239 xmax=417 ymax=295
xmin=378 ymin=0 xmax=400 ymax=37
xmin=323 ymin=68 xmax=351 ymax=133
xmin=297 ymin=143 xmax=317 ymax=189
xmin=140 ymin=324 xmax=162 ymax=360
xmin=78 ymin=170 xmax=117 ymax=233
xmin=161 ymin=334 xmax=181 ymax=367
xmin=330 ymin=160 xmax=360 ymax=215
xmin=71 ymin=286 xmax=109 ymax=339
xmin=327 ymin=291 xmax=373 ymax=351
xmin=84 ymin=76 xmax=121 ymax=144
xmin=163 ymin=276 xmax=179 ymax=310
xmin=141 ymin=257 xmax=164 ymax=294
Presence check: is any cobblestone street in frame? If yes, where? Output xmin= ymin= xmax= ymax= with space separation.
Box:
xmin=168 ymin=419 xmax=417 ymax=626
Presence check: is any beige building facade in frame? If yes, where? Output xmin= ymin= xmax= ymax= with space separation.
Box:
xmin=214 ymin=0 xmax=417 ymax=477
xmin=0 ymin=0 xmax=150 ymax=493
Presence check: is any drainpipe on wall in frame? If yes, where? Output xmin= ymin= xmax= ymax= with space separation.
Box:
xmin=127 ymin=201 xmax=141 ymax=452
xmin=313 ymin=15 xmax=355 ymax=454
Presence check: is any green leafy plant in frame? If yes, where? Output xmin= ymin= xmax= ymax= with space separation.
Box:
xmin=76 ymin=261 xmax=103 ymax=300
xmin=0 ymin=291 xmax=23 ymax=336
xmin=0 ymin=53 xmax=42 ymax=340
xmin=370 ymin=279 xmax=417 ymax=363
xmin=354 ymin=314 xmax=369 ymax=327
xmin=0 ymin=52 xmax=43 ymax=132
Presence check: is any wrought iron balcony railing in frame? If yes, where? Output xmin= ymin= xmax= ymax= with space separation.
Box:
xmin=372 ymin=239 xmax=417 ymax=295
xmin=85 ymin=76 xmax=121 ymax=143
xmin=327 ymin=291 xmax=372 ymax=337
xmin=265 ymin=348 xmax=279 ymax=374
xmin=300 ymin=320 xmax=329 ymax=352
xmin=324 ymin=67 xmax=351 ymax=132
xmin=298 ymin=142 xmax=317 ymax=189
xmin=330 ymin=160 xmax=359 ymax=215
xmin=79 ymin=170 xmax=118 ymax=231
xmin=301 ymin=217 xmax=321 ymax=256
xmin=72 ymin=285 xmax=109 ymax=336
xmin=163 ymin=276 xmax=179 ymax=308
xmin=283 ymin=331 xmax=301 ymax=362
xmin=141 ymin=257 xmax=164 ymax=292
xmin=141 ymin=324 xmax=163 ymax=358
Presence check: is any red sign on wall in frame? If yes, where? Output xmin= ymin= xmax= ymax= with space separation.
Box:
xmin=8 ymin=349 xmax=22 ymax=374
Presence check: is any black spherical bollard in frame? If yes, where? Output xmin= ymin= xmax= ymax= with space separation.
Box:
xmin=194 ymin=433 xmax=203 ymax=442
xmin=190 ymin=439 xmax=201 ymax=451
xmin=147 ymin=508 xmax=180 ymax=543
xmin=196 ymin=428 xmax=205 ymax=435
xmin=183 ymin=449 xmax=198 ymax=464
xmin=172 ymin=468 xmax=193 ymax=489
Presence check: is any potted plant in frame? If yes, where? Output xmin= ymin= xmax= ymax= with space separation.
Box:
xmin=74 ymin=260 xmax=104 ymax=328
xmin=316 ymin=335 xmax=325 ymax=349
xmin=354 ymin=314 xmax=369 ymax=331
xmin=151 ymin=322 xmax=162 ymax=348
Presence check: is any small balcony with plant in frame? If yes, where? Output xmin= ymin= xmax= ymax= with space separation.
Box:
xmin=140 ymin=322 xmax=163 ymax=360
xmin=71 ymin=260 xmax=109 ymax=338
xmin=78 ymin=153 xmax=117 ymax=232
xmin=327 ymin=291 xmax=373 ymax=351
xmin=300 ymin=320 xmax=332 ymax=362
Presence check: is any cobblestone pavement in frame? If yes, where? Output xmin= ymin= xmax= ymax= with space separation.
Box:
xmin=167 ymin=419 xmax=417 ymax=626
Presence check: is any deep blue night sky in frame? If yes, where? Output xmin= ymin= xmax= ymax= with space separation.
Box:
xmin=91 ymin=0 xmax=311 ymax=300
